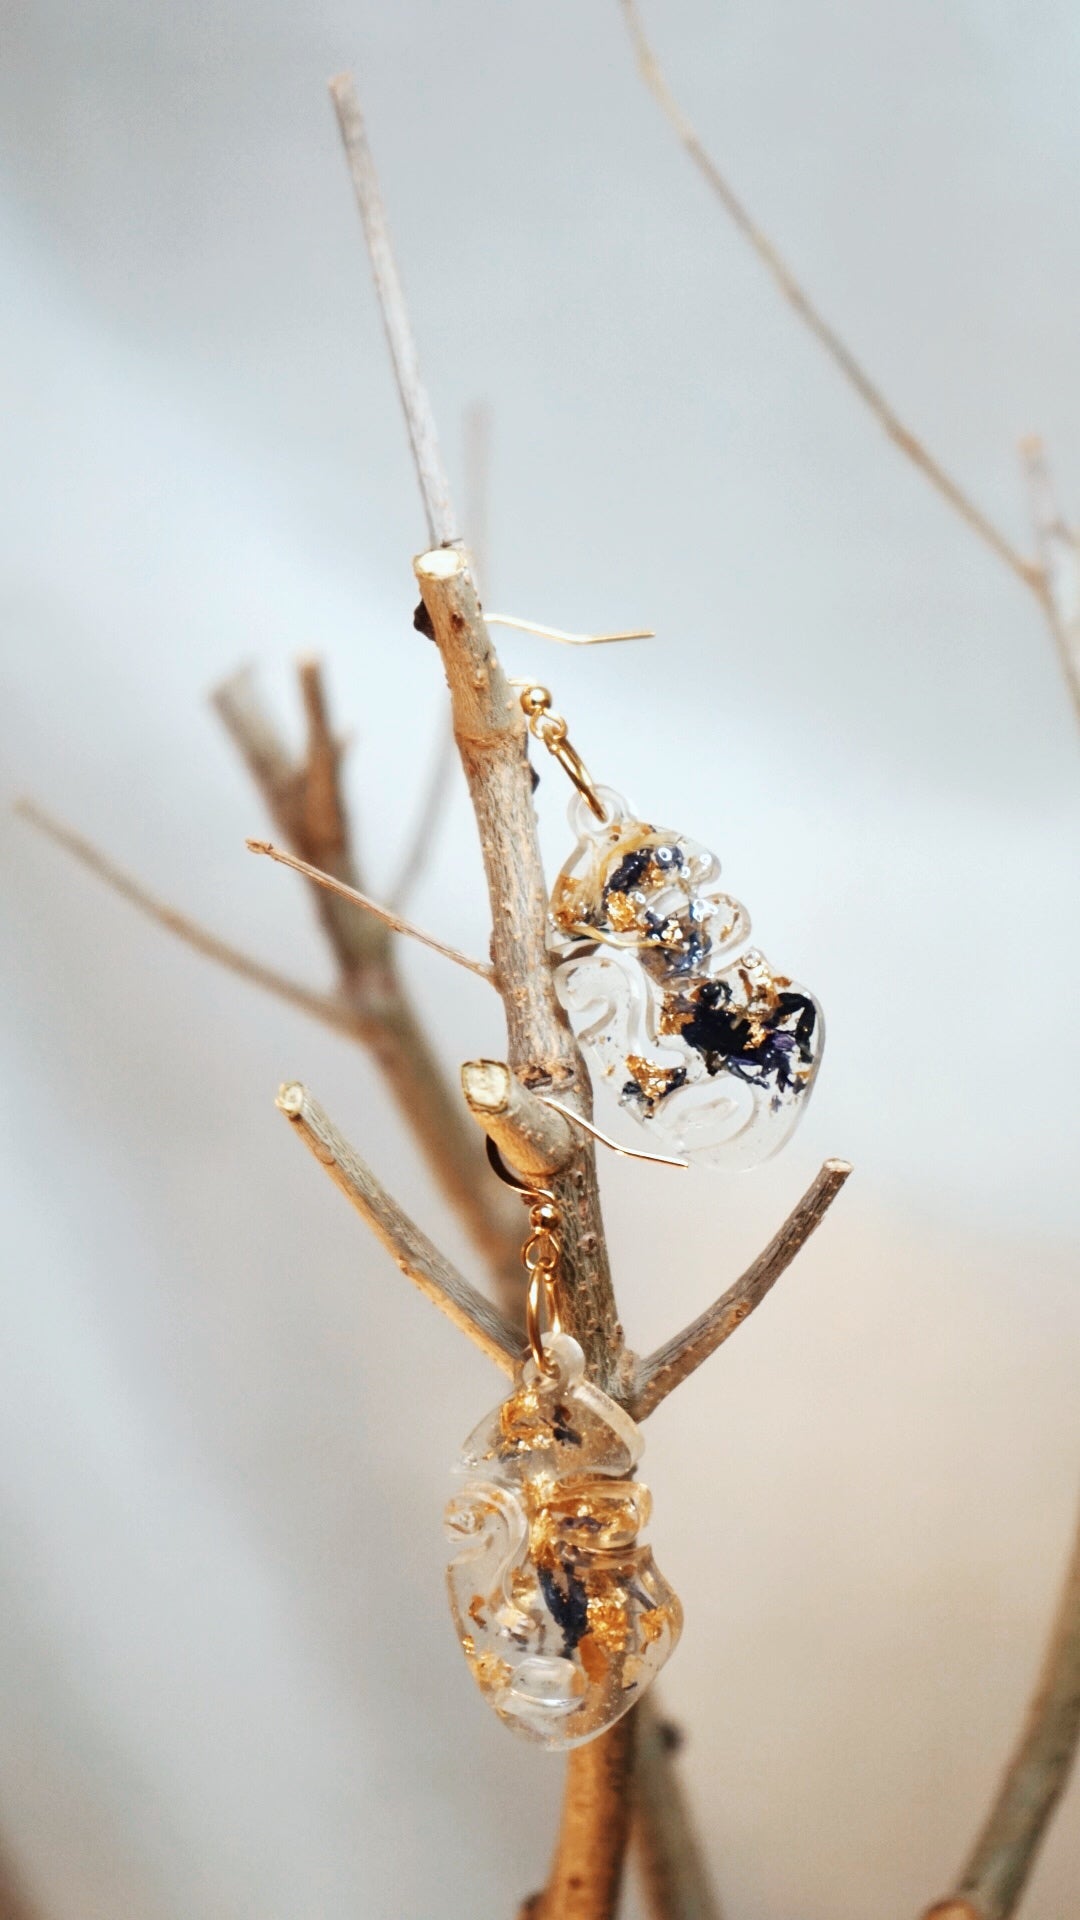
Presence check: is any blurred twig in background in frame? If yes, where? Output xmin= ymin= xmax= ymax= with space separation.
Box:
xmin=618 ymin=0 xmax=1080 ymax=725
xmin=921 ymin=1502 xmax=1080 ymax=1920
xmin=212 ymin=655 xmax=525 ymax=1303
xmin=0 ymin=1844 xmax=41 ymax=1920
xmin=1020 ymin=438 xmax=1080 ymax=727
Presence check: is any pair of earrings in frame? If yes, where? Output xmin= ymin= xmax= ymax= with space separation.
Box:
xmin=446 ymin=674 xmax=824 ymax=1749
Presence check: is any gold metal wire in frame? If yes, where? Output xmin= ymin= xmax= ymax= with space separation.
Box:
xmin=485 ymin=1138 xmax=562 ymax=1370
xmin=510 ymin=681 xmax=608 ymax=821
xmin=537 ymin=1096 xmax=688 ymax=1170
xmin=485 ymin=1097 xmax=686 ymax=1371
xmin=486 ymin=614 xmax=654 ymax=647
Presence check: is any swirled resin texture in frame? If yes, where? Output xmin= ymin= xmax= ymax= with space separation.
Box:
xmin=548 ymin=789 xmax=823 ymax=1168
xmin=445 ymin=1334 xmax=681 ymax=1749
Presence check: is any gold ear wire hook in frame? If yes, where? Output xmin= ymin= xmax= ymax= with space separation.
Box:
xmin=484 ymin=1138 xmax=563 ymax=1369
xmin=487 ymin=615 xmax=654 ymax=646
xmin=536 ymin=1097 xmax=689 ymax=1170
xmin=509 ymin=681 xmax=609 ymax=822
xmin=485 ymin=1102 xmax=685 ymax=1370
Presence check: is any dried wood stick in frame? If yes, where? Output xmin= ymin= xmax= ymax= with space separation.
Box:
xmin=15 ymin=799 xmax=361 ymax=1038
xmin=920 ymin=1500 xmax=1080 ymax=1920
xmin=332 ymin=76 xmax=706 ymax=1920
xmin=329 ymin=73 xmax=456 ymax=548
xmin=415 ymin=544 xmax=636 ymax=1918
xmin=633 ymin=1701 xmax=723 ymax=1920
xmin=0 ymin=1843 xmax=44 ymax=1920
xmin=387 ymin=401 xmax=490 ymax=911
xmin=461 ymin=1059 xmax=576 ymax=1181
xmin=414 ymin=545 xmax=627 ymax=1397
xmin=632 ymin=1160 xmax=852 ymax=1419
xmin=276 ymin=1082 xmax=523 ymax=1374
xmin=214 ymin=661 xmax=524 ymax=1303
xmin=214 ymin=661 xmax=381 ymax=975
xmin=1020 ymin=436 xmax=1080 ymax=725
xmin=618 ymin=0 xmax=1039 ymax=598
xmin=520 ymin=1712 xmax=637 ymax=1920
xmin=247 ymin=838 xmax=494 ymax=982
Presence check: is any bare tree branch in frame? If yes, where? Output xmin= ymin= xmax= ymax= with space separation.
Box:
xmin=521 ymin=1712 xmax=636 ymax=1920
xmin=328 ymin=72 xmax=715 ymax=1920
xmin=414 ymin=545 xmax=627 ymax=1397
xmin=247 ymin=837 xmax=495 ymax=982
xmin=213 ymin=661 xmax=381 ymax=974
xmin=920 ymin=1499 xmax=1080 ymax=1920
xmin=633 ymin=1702 xmax=723 ymax=1920
xmin=328 ymin=73 xmax=457 ymax=547
xmin=328 ymin=79 xmax=638 ymax=1890
xmin=0 ymin=1847 xmax=44 ymax=1920
xmin=461 ymin=1059 xmax=576 ymax=1181
xmin=276 ymin=1082 xmax=523 ymax=1374
xmin=388 ymin=398 xmax=493 ymax=913
xmin=632 ymin=1160 xmax=852 ymax=1420
xmin=14 ymin=799 xmax=360 ymax=1039
xmin=213 ymin=660 xmax=524 ymax=1305
xmin=413 ymin=543 xmax=637 ymax=1920
xmin=617 ymin=0 xmax=1039 ymax=599
xmin=1020 ymin=436 xmax=1080 ymax=724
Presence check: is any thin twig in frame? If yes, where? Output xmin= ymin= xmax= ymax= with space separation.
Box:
xmin=632 ymin=1160 xmax=852 ymax=1420
xmin=633 ymin=1701 xmax=723 ymax=1920
xmin=14 ymin=799 xmax=360 ymax=1038
xmin=214 ymin=661 xmax=383 ymax=975
xmin=921 ymin=1499 xmax=1080 ymax=1920
xmin=617 ymin=0 xmax=1039 ymax=598
xmin=246 ymin=837 xmax=494 ymax=983
xmin=329 ymin=73 xmax=457 ymax=547
xmin=388 ymin=398 xmax=493 ymax=911
xmin=276 ymin=1082 xmax=523 ymax=1375
xmin=1019 ymin=436 xmax=1080 ymax=724
xmin=214 ymin=661 xmax=524 ymax=1303
xmin=0 ymin=1845 xmax=44 ymax=1920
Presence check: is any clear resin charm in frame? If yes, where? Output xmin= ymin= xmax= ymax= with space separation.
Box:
xmin=547 ymin=788 xmax=823 ymax=1168
xmin=445 ymin=1333 xmax=681 ymax=1749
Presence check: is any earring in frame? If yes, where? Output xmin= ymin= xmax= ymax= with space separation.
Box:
xmin=444 ymin=1137 xmax=682 ymax=1749
xmin=518 ymin=683 xmax=824 ymax=1169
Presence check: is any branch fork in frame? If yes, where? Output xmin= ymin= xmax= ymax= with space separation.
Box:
xmin=288 ymin=1052 xmax=851 ymax=1425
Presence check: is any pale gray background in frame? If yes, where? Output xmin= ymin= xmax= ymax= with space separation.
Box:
xmin=2 ymin=2 xmax=1079 ymax=1916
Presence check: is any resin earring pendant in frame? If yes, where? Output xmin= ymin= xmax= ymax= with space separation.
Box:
xmin=547 ymin=787 xmax=824 ymax=1168
xmin=445 ymin=1332 xmax=681 ymax=1749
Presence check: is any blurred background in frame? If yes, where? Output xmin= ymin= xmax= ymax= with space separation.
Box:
xmin=2 ymin=2 xmax=1080 ymax=1915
